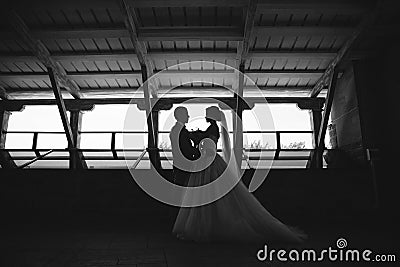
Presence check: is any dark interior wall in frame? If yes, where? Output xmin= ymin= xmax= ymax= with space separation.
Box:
xmin=353 ymin=40 xmax=400 ymax=212
xmin=329 ymin=62 xmax=365 ymax=165
xmin=0 ymin=169 xmax=374 ymax=224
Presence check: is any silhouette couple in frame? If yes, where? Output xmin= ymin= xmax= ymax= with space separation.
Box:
xmin=168 ymin=106 xmax=307 ymax=243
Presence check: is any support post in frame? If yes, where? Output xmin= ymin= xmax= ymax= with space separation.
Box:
xmin=234 ymin=64 xmax=245 ymax=168
xmin=0 ymin=108 xmax=17 ymax=168
xmin=141 ymin=65 xmax=160 ymax=170
xmin=313 ymin=69 xmax=340 ymax=168
xmin=308 ymin=108 xmax=323 ymax=168
xmin=69 ymin=109 xmax=87 ymax=169
xmin=49 ymin=67 xmax=87 ymax=169
xmin=48 ymin=67 xmax=74 ymax=148
xmin=233 ymin=0 xmax=257 ymax=168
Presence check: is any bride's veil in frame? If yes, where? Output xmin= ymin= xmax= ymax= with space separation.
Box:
xmin=219 ymin=111 xmax=241 ymax=177
xmin=219 ymin=111 xmax=230 ymax=163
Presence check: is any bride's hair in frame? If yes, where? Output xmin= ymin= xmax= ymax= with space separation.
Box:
xmin=205 ymin=106 xmax=222 ymax=122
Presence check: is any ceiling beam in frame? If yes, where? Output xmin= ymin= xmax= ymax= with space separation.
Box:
xmin=138 ymin=26 xmax=243 ymax=41
xmin=0 ymin=69 xmax=324 ymax=83
xmin=6 ymin=11 xmax=81 ymax=99
xmin=253 ymin=26 xmax=354 ymax=37
xmin=0 ymin=51 xmax=338 ymax=63
xmin=4 ymin=0 xmax=368 ymax=11
xmin=309 ymin=2 xmax=382 ymax=97
xmin=0 ymin=96 xmax=325 ymax=107
xmin=118 ymin=0 xmax=158 ymax=98
xmin=1 ymin=26 xmax=355 ymax=42
xmin=4 ymin=85 xmax=314 ymax=97
xmin=256 ymin=1 xmax=369 ymax=15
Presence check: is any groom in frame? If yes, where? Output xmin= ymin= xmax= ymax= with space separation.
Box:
xmin=169 ymin=107 xmax=200 ymax=186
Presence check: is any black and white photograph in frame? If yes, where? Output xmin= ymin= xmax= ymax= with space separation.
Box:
xmin=0 ymin=0 xmax=398 ymax=266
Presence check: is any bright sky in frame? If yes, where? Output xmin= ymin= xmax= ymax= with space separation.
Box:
xmin=6 ymin=103 xmax=315 ymax=150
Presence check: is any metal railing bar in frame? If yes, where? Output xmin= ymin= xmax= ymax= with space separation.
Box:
xmin=0 ymin=148 xmax=322 ymax=153
xmin=242 ymin=150 xmax=253 ymax=170
xmin=4 ymin=130 xmax=314 ymax=134
xmin=8 ymin=155 xmax=313 ymax=161
xmin=130 ymin=149 xmax=147 ymax=170
xmin=18 ymin=149 xmax=54 ymax=169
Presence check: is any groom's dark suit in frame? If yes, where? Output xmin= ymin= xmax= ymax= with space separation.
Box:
xmin=170 ymin=122 xmax=200 ymax=186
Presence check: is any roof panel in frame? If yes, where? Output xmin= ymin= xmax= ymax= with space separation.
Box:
xmin=287 ymin=78 xmax=300 ymax=86
xmin=170 ymin=7 xmax=186 ymax=26
xmin=290 ymin=13 xmax=308 ymax=26
xmin=61 ymin=9 xmax=84 ymax=25
xmin=280 ymin=36 xmax=297 ymax=49
xmin=48 ymin=10 xmax=70 ymax=26
xmin=0 ymin=63 xmax=10 ymax=72
xmin=119 ymin=37 xmax=134 ymax=50
xmin=117 ymin=60 xmax=133 ymax=71
xmin=258 ymin=13 xmax=276 ymax=26
xmin=202 ymin=41 xmax=214 ymax=50
xmin=14 ymin=62 xmax=33 ymax=72
xmin=33 ymin=10 xmax=54 ymax=26
xmin=92 ymin=8 xmax=113 ymax=25
xmin=161 ymin=41 xmax=175 ymax=50
xmin=303 ymin=13 xmax=323 ymax=26
xmin=292 ymin=36 xmax=310 ymax=49
xmin=106 ymin=38 xmax=123 ymax=51
xmin=188 ymin=40 xmax=201 ymax=50
xmin=306 ymin=36 xmax=323 ymax=49
xmin=104 ymin=78 xmax=118 ymax=88
xmin=215 ymin=7 xmax=231 ymax=26
xmin=78 ymin=9 xmax=98 ymax=26
xmin=272 ymin=59 xmax=287 ymax=70
xmin=93 ymin=38 xmax=111 ymax=51
xmin=174 ymin=41 xmax=188 ymax=50
xmin=201 ymin=7 xmax=217 ymax=26
xmin=106 ymin=61 xmax=121 ymax=71
xmin=81 ymin=61 xmax=98 ymax=72
xmin=277 ymin=78 xmax=290 ymax=87
xmin=318 ymin=36 xmax=336 ymax=50
xmin=107 ymin=8 xmax=125 ymax=25
xmin=80 ymin=39 xmax=99 ymax=51
xmin=55 ymin=39 xmax=74 ymax=52
xmin=23 ymin=61 xmax=44 ymax=72
xmin=67 ymin=39 xmax=86 ymax=51
xmin=70 ymin=61 xmax=87 ymax=72
xmin=267 ymin=36 xmax=284 ymax=49
xmin=138 ymin=8 xmax=157 ymax=27
xmin=284 ymin=59 xmax=299 ymax=70
xmin=116 ymin=79 xmax=129 ymax=88
xmin=185 ymin=7 xmax=201 ymax=26
xmin=154 ymin=7 xmax=170 ymax=26
xmin=41 ymin=39 xmax=62 ymax=53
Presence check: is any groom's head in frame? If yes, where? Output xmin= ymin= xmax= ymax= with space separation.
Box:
xmin=174 ymin=106 xmax=189 ymax=123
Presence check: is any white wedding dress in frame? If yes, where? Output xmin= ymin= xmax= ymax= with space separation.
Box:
xmin=172 ymin=114 xmax=307 ymax=243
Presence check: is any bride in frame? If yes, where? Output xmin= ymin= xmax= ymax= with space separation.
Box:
xmin=172 ymin=106 xmax=307 ymax=243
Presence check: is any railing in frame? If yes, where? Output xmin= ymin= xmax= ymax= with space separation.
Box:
xmin=18 ymin=149 xmax=54 ymax=169
xmin=3 ymin=130 xmax=314 ymax=150
xmin=2 ymin=130 xmax=317 ymax=168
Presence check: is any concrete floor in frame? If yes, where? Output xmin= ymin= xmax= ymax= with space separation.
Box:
xmin=0 ymin=211 xmax=397 ymax=267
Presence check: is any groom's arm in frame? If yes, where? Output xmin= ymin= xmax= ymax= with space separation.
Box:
xmin=179 ymin=130 xmax=199 ymax=160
